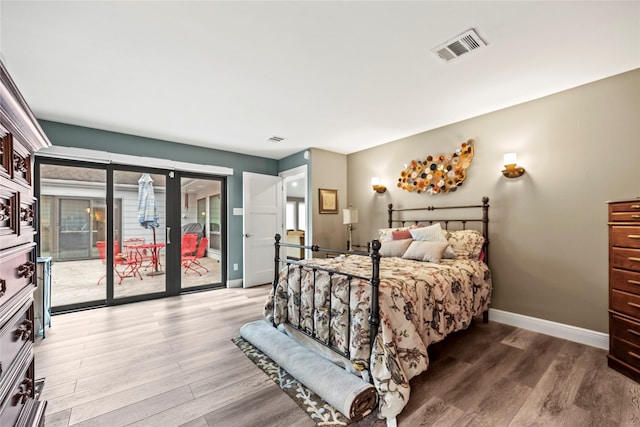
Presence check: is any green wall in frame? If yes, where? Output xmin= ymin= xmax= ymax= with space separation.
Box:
xmin=38 ymin=120 xmax=278 ymax=283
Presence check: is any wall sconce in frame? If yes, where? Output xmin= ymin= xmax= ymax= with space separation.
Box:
xmin=371 ymin=177 xmax=387 ymax=193
xmin=502 ymin=153 xmax=525 ymax=178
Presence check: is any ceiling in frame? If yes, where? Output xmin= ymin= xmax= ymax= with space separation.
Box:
xmin=1 ymin=1 xmax=638 ymax=160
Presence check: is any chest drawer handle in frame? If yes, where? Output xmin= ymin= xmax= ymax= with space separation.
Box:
xmin=628 ymin=302 xmax=640 ymax=309
xmin=628 ymin=329 xmax=640 ymax=337
xmin=0 ymin=279 xmax=6 ymax=298
xmin=634 ymin=215 xmax=640 ymax=219
xmin=629 ymin=235 xmax=640 ymax=240
xmin=14 ymin=319 xmax=33 ymax=341
xmin=629 ymin=351 xmax=640 ymax=361
xmin=632 ymin=205 xmax=640 ymax=209
xmin=629 ymin=257 xmax=640 ymax=263
xmin=17 ymin=261 xmax=35 ymax=279
xmin=13 ymin=378 xmax=33 ymax=405
xmin=630 ymin=280 xmax=640 ymax=286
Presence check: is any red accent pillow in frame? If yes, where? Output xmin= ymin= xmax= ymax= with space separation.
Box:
xmin=392 ymin=229 xmax=412 ymax=240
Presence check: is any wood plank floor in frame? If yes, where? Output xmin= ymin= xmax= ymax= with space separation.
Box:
xmin=36 ymin=285 xmax=640 ymax=426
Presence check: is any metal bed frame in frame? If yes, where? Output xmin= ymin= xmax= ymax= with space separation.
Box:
xmin=271 ymin=196 xmax=490 ymax=374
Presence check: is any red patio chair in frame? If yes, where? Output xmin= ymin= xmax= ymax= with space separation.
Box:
xmin=180 ymin=234 xmax=199 ymax=275
xmin=182 ymin=237 xmax=209 ymax=275
xmin=96 ymin=240 xmax=142 ymax=285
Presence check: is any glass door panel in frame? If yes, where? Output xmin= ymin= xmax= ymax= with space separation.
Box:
xmin=39 ymin=163 xmax=107 ymax=310
xmin=59 ymin=199 xmax=91 ymax=260
xmin=180 ymin=176 xmax=222 ymax=290
xmin=112 ymin=169 xmax=167 ymax=299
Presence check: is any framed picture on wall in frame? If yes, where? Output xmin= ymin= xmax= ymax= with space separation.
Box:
xmin=318 ymin=188 xmax=338 ymax=214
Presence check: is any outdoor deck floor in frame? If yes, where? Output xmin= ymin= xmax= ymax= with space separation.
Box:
xmin=49 ymin=256 xmax=222 ymax=308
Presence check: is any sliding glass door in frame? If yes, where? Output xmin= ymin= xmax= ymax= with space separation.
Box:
xmin=38 ymin=162 xmax=107 ymax=309
xmin=112 ymin=168 xmax=167 ymax=300
xmin=179 ymin=174 xmax=225 ymax=291
xmin=37 ymin=158 xmax=226 ymax=312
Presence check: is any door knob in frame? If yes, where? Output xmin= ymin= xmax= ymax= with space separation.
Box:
xmin=244 ymin=233 xmax=253 ymax=238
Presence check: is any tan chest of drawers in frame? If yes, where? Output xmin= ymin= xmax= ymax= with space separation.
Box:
xmin=608 ymin=199 xmax=640 ymax=382
xmin=0 ymin=61 xmax=50 ymax=425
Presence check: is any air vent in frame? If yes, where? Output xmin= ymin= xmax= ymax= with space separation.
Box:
xmin=431 ymin=29 xmax=487 ymax=63
xmin=267 ymin=136 xmax=285 ymax=143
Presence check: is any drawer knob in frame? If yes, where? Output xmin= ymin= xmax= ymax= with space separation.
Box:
xmin=14 ymin=319 xmax=33 ymax=341
xmin=17 ymin=261 xmax=35 ymax=279
xmin=20 ymin=206 xmax=34 ymax=224
xmin=13 ymin=378 xmax=33 ymax=404
xmin=0 ymin=202 xmax=7 ymax=221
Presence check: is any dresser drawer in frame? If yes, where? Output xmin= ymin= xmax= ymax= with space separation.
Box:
xmin=0 ymin=184 xmax=36 ymax=251
xmin=0 ymin=300 xmax=32 ymax=384
xmin=611 ymin=289 xmax=640 ymax=319
xmin=610 ymin=201 xmax=640 ymax=222
xmin=611 ymin=247 xmax=640 ymax=272
xmin=611 ymin=226 xmax=640 ymax=249
xmin=0 ymin=351 xmax=35 ymax=427
xmin=0 ymin=243 xmax=36 ymax=315
xmin=610 ymin=313 xmax=640 ymax=346
xmin=612 ymin=268 xmax=640 ymax=295
xmin=611 ymin=336 xmax=640 ymax=372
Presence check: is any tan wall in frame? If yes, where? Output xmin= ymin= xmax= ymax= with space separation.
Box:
xmin=311 ymin=148 xmax=348 ymax=256
xmin=347 ymin=68 xmax=640 ymax=333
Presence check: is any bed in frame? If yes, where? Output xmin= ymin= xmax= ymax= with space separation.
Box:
xmin=264 ymin=197 xmax=492 ymax=423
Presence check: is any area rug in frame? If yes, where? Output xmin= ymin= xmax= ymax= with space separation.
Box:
xmin=233 ymin=336 xmax=359 ymax=426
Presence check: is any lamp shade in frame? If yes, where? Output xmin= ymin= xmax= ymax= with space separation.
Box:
xmin=343 ymin=208 xmax=359 ymax=225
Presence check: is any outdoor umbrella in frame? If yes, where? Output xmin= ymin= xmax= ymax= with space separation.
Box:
xmin=137 ymin=173 xmax=159 ymax=245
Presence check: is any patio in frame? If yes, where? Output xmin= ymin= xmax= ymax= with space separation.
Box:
xmin=49 ymin=256 xmax=222 ymax=308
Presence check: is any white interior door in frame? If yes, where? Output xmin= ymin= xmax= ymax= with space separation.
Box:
xmin=242 ymin=172 xmax=283 ymax=288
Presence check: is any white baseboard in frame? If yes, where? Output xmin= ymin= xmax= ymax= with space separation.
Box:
xmin=489 ymin=308 xmax=608 ymax=350
xmin=227 ymin=279 xmax=243 ymax=288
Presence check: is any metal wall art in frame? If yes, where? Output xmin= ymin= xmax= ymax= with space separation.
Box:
xmin=397 ymin=139 xmax=474 ymax=194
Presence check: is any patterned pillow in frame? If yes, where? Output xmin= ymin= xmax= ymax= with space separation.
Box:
xmin=402 ymin=241 xmax=450 ymax=263
xmin=379 ymin=238 xmax=413 ymax=258
xmin=409 ymin=223 xmax=456 ymax=259
xmin=447 ymin=230 xmax=485 ymax=260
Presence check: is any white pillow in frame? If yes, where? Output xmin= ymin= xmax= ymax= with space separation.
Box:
xmin=409 ymin=223 xmax=456 ymax=258
xmin=402 ymin=241 xmax=450 ymax=263
xmin=379 ymin=238 xmax=413 ymax=258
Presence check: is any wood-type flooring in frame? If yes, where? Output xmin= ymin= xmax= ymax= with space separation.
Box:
xmin=36 ymin=285 xmax=640 ymax=426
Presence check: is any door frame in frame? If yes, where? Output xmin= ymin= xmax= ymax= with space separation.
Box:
xmin=279 ymin=165 xmax=310 ymax=257
xmin=173 ymin=171 xmax=227 ymax=293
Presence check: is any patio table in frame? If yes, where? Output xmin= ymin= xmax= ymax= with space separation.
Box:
xmin=127 ymin=243 xmax=166 ymax=276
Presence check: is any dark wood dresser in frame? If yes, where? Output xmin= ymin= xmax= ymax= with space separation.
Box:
xmin=608 ymin=198 xmax=640 ymax=382
xmin=0 ymin=61 xmax=50 ymax=425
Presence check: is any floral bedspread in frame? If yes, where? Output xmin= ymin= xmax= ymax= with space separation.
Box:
xmin=264 ymin=255 xmax=492 ymax=420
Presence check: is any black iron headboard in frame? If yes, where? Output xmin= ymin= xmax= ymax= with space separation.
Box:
xmin=387 ymin=196 xmax=489 ymax=263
